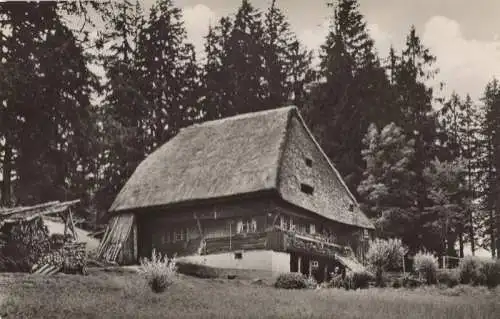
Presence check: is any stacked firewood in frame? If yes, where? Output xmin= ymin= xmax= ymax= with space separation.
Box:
xmin=32 ymin=242 xmax=87 ymax=275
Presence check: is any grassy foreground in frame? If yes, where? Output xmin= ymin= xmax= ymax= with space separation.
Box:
xmin=1 ymin=269 xmax=500 ymax=319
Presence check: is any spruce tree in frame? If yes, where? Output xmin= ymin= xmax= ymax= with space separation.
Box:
xmin=201 ymin=18 xmax=233 ymax=120
xmin=0 ymin=2 xmax=100 ymax=207
xmin=478 ymin=79 xmax=500 ymax=257
xmin=225 ymin=0 xmax=267 ymax=115
xmin=137 ymin=0 xmax=201 ymax=151
xmin=262 ymin=0 xmax=315 ymax=109
xmin=96 ymin=0 xmax=149 ymax=212
xmin=439 ymin=93 xmax=482 ymax=256
xmin=390 ymin=25 xmax=440 ymax=251
xmin=306 ymin=0 xmax=395 ymax=192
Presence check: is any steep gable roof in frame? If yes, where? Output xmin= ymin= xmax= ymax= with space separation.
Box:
xmin=109 ymin=106 xmax=374 ymax=229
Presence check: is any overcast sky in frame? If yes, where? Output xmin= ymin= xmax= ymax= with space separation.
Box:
xmin=118 ymin=0 xmax=500 ymax=102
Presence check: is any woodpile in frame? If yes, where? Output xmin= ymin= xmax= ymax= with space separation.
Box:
xmin=31 ymin=242 xmax=87 ymax=275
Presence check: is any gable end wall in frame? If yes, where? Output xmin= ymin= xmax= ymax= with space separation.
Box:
xmin=277 ymin=115 xmax=362 ymax=228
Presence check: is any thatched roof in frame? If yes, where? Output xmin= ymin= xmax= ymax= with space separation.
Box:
xmin=110 ymin=106 xmax=374 ymax=229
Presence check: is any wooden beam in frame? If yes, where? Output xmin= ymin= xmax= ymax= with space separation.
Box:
xmin=68 ymin=208 xmax=78 ymax=240
xmin=193 ymin=213 xmax=203 ymax=237
xmin=193 ymin=212 xmax=205 ymax=255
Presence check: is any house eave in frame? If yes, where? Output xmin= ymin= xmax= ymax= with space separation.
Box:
xmin=106 ymin=189 xmax=280 ymax=220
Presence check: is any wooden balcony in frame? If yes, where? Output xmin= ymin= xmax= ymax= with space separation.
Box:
xmin=202 ymin=227 xmax=354 ymax=259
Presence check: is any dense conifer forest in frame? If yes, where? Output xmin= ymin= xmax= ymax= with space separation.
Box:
xmin=1 ymin=0 xmax=499 ymax=259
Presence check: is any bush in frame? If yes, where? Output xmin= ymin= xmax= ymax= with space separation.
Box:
xmin=176 ymin=261 xmax=219 ymax=279
xmin=478 ymin=259 xmax=500 ymax=288
xmin=391 ymin=278 xmax=402 ymax=288
xmin=413 ymin=252 xmax=438 ymax=285
xmin=458 ymin=256 xmax=483 ymax=285
xmin=402 ymin=274 xmax=423 ymax=288
xmin=329 ymin=274 xmax=344 ymax=289
xmin=274 ymin=272 xmax=308 ymax=289
xmin=366 ymin=238 xmax=408 ymax=287
xmin=348 ymin=270 xmax=373 ymax=289
xmin=139 ymin=249 xmax=177 ymax=293
xmin=437 ymin=269 xmax=460 ymax=288
xmin=304 ymin=276 xmax=318 ymax=289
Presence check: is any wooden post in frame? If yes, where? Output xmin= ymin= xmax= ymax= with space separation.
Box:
xmin=60 ymin=212 xmax=68 ymax=237
xmin=402 ymin=254 xmax=406 ymax=275
xmin=229 ymin=221 xmax=232 ymax=251
xmin=298 ymin=256 xmax=302 ymax=273
xmin=194 ymin=213 xmax=203 ymax=235
xmin=271 ymin=212 xmax=281 ymax=229
xmin=309 ymin=260 xmax=312 ymax=278
xmin=132 ymin=220 xmax=138 ymax=263
xmin=68 ymin=208 xmax=78 ymax=240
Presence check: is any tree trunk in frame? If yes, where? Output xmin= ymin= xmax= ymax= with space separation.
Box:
xmin=467 ymin=160 xmax=476 ymax=256
xmin=1 ymin=144 xmax=13 ymax=207
xmin=458 ymin=231 xmax=464 ymax=258
xmin=490 ymin=209 xmax=496 ymax=258
xmin=469 ymin=209 xmax=475 ymax=256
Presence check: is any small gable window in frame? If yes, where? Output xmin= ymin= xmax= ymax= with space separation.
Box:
xmin=300 ymin=183 xmax=314 ymax=195
xmin=348 ymin=204 xmax=354 ymax=212
xmin=305 ymin=157 xmax=313 ymax=167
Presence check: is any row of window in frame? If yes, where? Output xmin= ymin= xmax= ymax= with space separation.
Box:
xmin=159 ymin=227 xmax=197 ymax=244
xmin=155 ymin=214 xmax=342 ymax=244
xmin=155 ymin=218 xmax=259 ymax=244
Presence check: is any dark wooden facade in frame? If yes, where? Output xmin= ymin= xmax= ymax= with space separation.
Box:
xmin=133 ymin=196 xmax=371 ymax=275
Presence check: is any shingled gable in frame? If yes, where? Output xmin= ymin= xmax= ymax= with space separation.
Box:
xmin=109 ymin=106 xmax=374 ymax=230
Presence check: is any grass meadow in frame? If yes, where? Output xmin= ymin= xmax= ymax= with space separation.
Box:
xmin=1 ymin=268 xmax=500 ymax=319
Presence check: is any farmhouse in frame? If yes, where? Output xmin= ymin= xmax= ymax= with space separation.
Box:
xmin=97 ymin=106 xmax=374 ymax=282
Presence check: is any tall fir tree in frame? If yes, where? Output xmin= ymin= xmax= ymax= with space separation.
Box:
xmin=201 ymin=0 xmax=313 ymax=121
xmin=390 ymin=25 xmax=441 ymax=251
xmin=0 ymin=2 xmax=100 ymax=209
xmin=305 ymin=0 xmax=396 ymax=193
xmin=439 ymin=93 xmax=482 ymax=256
xmin=262 ymin=0 xmax=315 ymax=109
xmin=223 ymin=0 xmax=267 ymax=115
xmin=478 ymin=79 xmax=500 ymax=257
xmin=136 ymin=0 xmax=201 ymax=151
xmin=95 ymin=0 xmax=149 ymax=213
xmin=201 ymin=18 xmax=233 ymax=120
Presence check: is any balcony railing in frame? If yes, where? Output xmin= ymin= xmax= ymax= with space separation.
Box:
xmin=268 ymin=227 xmax=354 ymax=258
xmin=201 ymin=226 xmax=355 ymax=259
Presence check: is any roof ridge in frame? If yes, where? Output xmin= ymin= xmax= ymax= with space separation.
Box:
xmin=181 ymin=105 xmax=297 ymax=131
